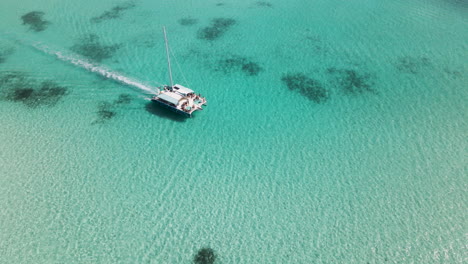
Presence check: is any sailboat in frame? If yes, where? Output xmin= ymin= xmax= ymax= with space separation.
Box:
xmin=151 ymin=27 xmax=206 ymax=117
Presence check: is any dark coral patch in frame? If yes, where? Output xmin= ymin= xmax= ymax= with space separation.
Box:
xmin=0 ymin=71 xmax=68 ymax=107
xmin=178 ymin=18 xmax=198 ymax=26
xmin=241 ymin=62 xmax=263 ymax=76
xmin=93 ymin=94 xmax=132 ymax=124
xmin=34 ymin=81 xmax=68 ymax=105
xmin=303 ymin=33 xmax=325 ymax=53
xmin=281 ymin=73 xmax=328 ymax=103
xmin=21 ymin=11 xmax=50 ymax=32
xmin=71 ymin=34 xmax=121 ymax=62
xmin=141 ymin=39 xmax=156 ymax=48
xmin=11 ymin=88 xmax=34 ymax=101
xmin=114 ymin=93 xmax=132 ymax=104
xmin=443 ymin=68 xmax=463 ymax=78
xmin=98 ymin=102 xmax=116 ymax=119
xmin=327 ymin=68 xmax=375 ymax=95
xmin=217 ymin=57 xmax=242 ymax=73
xmin=256 ymin=1 xmax=273 ymax=7
xmin=0 ymin=71 xmax=27 ymax=88
xmin=17 ymin=82 xmax=67 ymax=107
xmin=197 ymin=18 xmax=236 ymax=41
xmin=93 ymin=101 xmax=117 ymax=124
xmin=194 ymin=248 xmax=216 ymax=264
xmin=91 ymin=1 xmax=136 ymax=23
xmin=217 ymin=56 xmax=262 ymax=76
xmin=394 ymin=56 xmax=431 ymax=74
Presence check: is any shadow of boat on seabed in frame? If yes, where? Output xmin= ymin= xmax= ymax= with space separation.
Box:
xmin=145 ymin=101 xmax=188 ymax=122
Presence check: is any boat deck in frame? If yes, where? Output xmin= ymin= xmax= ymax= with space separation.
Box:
xmin=151 ymin=92 xmax=207 ymax=117
xmin=184 ymin=94 xmax=207 ymax=114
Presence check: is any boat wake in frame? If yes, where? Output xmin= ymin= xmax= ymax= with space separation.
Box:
xmin=32 ymin=43 xmax=159 ymax=95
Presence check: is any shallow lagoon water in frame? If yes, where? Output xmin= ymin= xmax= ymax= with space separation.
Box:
xmin=0 ymin=0 xmax=466 ymax=263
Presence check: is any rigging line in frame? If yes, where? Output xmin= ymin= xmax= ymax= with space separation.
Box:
xmin=169 ymin=45 xmax=191 ymax=88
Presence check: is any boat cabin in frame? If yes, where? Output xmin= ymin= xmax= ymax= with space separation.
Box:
xmin=157 ymin=92 xmax=187 ymax=107
xmin=172 ymin=84 xmax=194 ymax=96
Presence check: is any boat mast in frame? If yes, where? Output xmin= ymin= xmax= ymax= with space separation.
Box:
xmin=163 ymin=26 xmax=174 ymax=88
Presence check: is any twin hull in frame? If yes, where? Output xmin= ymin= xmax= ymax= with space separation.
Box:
xmin=151 ymin=98 xmax=192 ymax=117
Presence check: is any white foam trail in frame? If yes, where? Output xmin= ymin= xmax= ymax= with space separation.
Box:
xmin=33 ymin=43 xmax=159 ymax=95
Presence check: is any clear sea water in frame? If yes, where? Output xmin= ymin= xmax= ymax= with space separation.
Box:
xmin=0 ymin=0 xmax=466 ymax=263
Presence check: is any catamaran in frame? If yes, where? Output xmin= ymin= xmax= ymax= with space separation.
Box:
xmin=151 ymin=27 xmax=206 ymax=117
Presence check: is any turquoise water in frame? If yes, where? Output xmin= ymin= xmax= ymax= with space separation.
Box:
xmin=0 ymin=0 xmax=466 ymax=263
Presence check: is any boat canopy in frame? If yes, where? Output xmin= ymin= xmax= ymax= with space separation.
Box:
xmin=158 ymin=92 xmax=183 ymax=105
xmin=173 ymin=84 xmax=194 ymax=95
